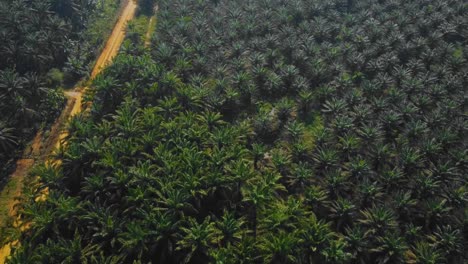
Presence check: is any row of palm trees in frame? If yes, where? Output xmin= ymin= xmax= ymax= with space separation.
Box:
xmin=8 ymin=0 xmax=467 ymax=263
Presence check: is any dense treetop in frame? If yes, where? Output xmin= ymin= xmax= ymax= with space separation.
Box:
xmin=7 ymin=0 xmax=467 ymax=263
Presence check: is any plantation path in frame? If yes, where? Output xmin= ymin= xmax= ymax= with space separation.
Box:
xmin=0 ymin=1 xmax=137 ymax=262
xmin=144 ymin=16 xmax=155 ymax=47
xmin=144 ymin=5 xmax=158 ymax=48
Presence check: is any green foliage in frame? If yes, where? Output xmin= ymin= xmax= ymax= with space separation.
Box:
xmin=126 ymin=16 xmax=150 ymax=46
xmin=84 ymin=0 xmax=122 ymax=49
xmin=46 ymin=68 xmax=65 ymax=88
xmin=9 ymin=0 xmax=468 ymax=263
xmin=0 ymin=0 xmax=123 ymax=180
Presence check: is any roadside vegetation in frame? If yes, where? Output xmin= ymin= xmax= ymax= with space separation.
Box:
xmin=5 ymin=0 xmax=468 ymax=263
xmin=0 ymin=0 xmax=124 ymax=184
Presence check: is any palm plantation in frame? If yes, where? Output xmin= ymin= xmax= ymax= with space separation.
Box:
xmin=1 ymin=0 xmax=467 ymax=263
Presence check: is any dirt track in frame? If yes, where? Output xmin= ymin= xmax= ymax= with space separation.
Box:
xmin=144 ymin=5 xmax=158 ymax=48
xmin=144 ymin=16 xmax=155 ymax=47
xmin=0 ymin=1 xmax=137 ymax=262
xmin=91 ymin=0 xmax=137 ymax=79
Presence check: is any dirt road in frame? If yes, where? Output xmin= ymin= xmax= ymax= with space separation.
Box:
xmin=91 ymin=0 xmax=138 ymax=79
xmin=0 ymin=1 xmax=137 ymax=262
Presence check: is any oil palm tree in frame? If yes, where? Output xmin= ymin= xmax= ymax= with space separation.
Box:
xmin=216 ymin=211 xmax=245 ymax=247
xmin=408 ymin=241 xmax=442 ymax=264
xmin=298 ymin=213 xmax=334 ymax=263
xmin=176 ymin=217 xmax=221 ymax=263
xmin=287 ymin=162 xmax=313 ymax=192
xmin=257 ymin=230 xmax=300 ymax=264
xmin=329 ymin=196 xmax=356 ymax=231
xmin=321 ymin=238 xmax=352 ymax=264
xmin=0 ymin=122 xmax=17 ymax=154
xmin=359 ymin=206 xmax=398 ymax=236
xmin=242 ymin=171 xmax=284 ymax=239
xmin=344 ymin=226 xmax=370 ymax=263
xmin=118 ymin=221 xmax=153 ymax=260
xmin=371 ymin=232 xmax=408 ymax=264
